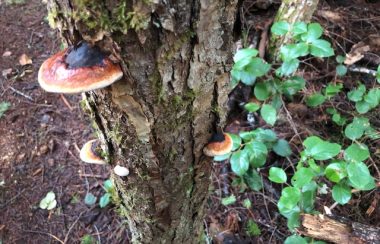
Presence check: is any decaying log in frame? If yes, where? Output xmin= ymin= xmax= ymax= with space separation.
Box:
xmin=299 ymin=214 xmax=380 ymax=244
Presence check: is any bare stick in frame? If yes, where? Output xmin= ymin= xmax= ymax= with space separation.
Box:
xmin=9 ymin=86 xmax=33 ymax=101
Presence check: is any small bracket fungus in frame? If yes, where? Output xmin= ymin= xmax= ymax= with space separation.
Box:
xmin=38 ymin=42 xmax=123 ymax=93
xmin=203 ymin=133 xmax=233 ymax=157
xmin=113 ymin=165 xmax=129 ymax=177
xmin=79 ymin=139 xmax=106 ymax=165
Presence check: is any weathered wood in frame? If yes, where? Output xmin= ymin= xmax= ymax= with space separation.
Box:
xmin=299 ymin=214 xmax=380 ymax=244
xmin=269 ymin=0 xmax=319 ymax=59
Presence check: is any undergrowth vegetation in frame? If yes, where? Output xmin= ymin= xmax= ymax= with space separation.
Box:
xmin=219 ymin=21 xmax=380 ymax=243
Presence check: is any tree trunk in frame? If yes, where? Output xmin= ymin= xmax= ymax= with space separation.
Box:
xmin=46 ymin=0 xmax=238 ymax=243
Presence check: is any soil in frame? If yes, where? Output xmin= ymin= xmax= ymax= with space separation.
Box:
xmin=0 ymin=1 xmax=128 ymax=243
xmin=0 ymin=0 xmax=379 ymax=244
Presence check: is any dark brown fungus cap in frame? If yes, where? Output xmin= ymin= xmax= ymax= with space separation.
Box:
xmin=38 ymin=42 xmax=123 ymax=93
xmin=203 ymin=133 xmax=233 ymax=157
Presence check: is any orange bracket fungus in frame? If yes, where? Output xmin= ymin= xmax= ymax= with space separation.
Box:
xmin=79 ymin=139 xmax=106 ymax=165
xmin=38 ymin=42 xmax=123 ymax=93
xmin=203 ymin=133 xmax=233 ymax=157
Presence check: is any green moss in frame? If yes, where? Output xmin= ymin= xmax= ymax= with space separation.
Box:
xmin=108 ymin=122 xmax=123 ymax=145
xmin=159 ymin=30 xmax=195 ymax=63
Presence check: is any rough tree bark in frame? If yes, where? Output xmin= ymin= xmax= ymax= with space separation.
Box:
xmin=46 ymin=0 xmax=238 ymax=243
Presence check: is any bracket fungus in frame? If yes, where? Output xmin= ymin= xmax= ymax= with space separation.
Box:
xmin=38 ymin=42 xmax=123 ymax=93
xmin=203 ymin=133 xmax=233 ymax=157
xmin=80 ymin=139 xmax=106 ymax=165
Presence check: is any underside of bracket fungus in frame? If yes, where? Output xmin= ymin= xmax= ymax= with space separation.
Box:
xmin=38 ymin=42 xmax=123 ymax=93
xmin=203 ymin=133 xmax=233 ymax=157
xmin=80 ymin=139 xmax=106 ymax=165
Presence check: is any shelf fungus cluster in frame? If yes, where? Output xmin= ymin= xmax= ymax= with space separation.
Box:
xmin=203 ymin=133 xmax=233 ymax=157
xmin=38 ymin=42 xmax=123 ymax=93
xmin=79 ymin=139 xmax=106 ymax=165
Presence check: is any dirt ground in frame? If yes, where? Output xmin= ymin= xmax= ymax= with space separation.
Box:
xmin=0 ymin=1 xmax=128 ymax=243
xmin=0 ymin=0 xmax=379 ymax=244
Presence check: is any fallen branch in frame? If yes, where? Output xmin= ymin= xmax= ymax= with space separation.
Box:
xmin=299 ymin=214 xmax=380 ymax=244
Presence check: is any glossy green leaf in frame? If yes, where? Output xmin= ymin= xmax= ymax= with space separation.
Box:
xmin=221 ymin=195 xmax=236 ymax=206
xmin=230 ymin=150 xmax=250 ymax=176
xmin=213 ymin=153 xmax=231 ymax=161
xmin=229 ymin=133 xmax=242 ymax=151
xmin=84 ymin=192 xmax=97 ymax=206
xmin=355 ymin=101 xmax=370 ymax=114
xmin=39 ymin=191 xmax=57 ymax=210
xmin=291 ymin=167 xmax=314 ymax=188
xmin=280 ymin=43 xmax=309 ymax=61
xmin=309 ymin=39 xmax=334 ymax=57
xmin=325 ymin=83 xmax=343 ymax=98
xmin=281 ymin=76 xmax=306 ymax=96
xmin=103 ymin=179 xmax=113 ymax=192
xmin=347 ymin=162 xmax=375 ymax=190
xmin=344 ymin=143 xmax=369 ymax=163
xmin=273 ymin=139 xmax=292 ymax=157
xmin=244 ymin=102 xmax=260 ymax=112
xmin=233 ymin=48 xmax=258 ymax=63
xmin=347 ymin=84 xmax=366 ymax=102
xmin=336 ymin=55 xmax=345 ymax=63
xmin=292 ymin=22 xmax=308 ymax=36
xmin=277 ymin=59 xmax=300 ymax=76
xmin=269 ymin=167 xmax=287 ymax=183
xmin=99 ymin=193 xmax=111 ymax=208
xmin=344 ymin=117 xmax=370 ymax=140
xmin=284 ymin=235 xmax=307 ymax=244
xmin=245 ymin=141 xmax=268 ymax=168
xmin=303 ymin=136 xmax=341 ymax=160
xmin=336 ymin=64 xmax=347 ymax=76
xmin=246 ymin=57 xmax=271 ymax=77
xmin=306 ymin=93 xmax=326 ymax=107
xmin=244 ymin=169 xmax=263 ymax=191
xmin=0 ymin=102 xmax=11 ymax=118
xmin=302 ymin=23 xmax=323 ymax=42
xmin=261 ymin=104 xmax=277 ymax=126
xmin=325 ymin=161 xmax=347 ymax=183
xmin=271 ymin=21 xmax=289 ymax=35
xmin=332 ymin=184 xmax=351 ymax=205
xmin=254 ymin=82 xmax=271 ymax=101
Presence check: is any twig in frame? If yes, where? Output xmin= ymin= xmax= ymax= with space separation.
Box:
xmin=9 ymin=86 xmax=33 ymax=101
xmin=79 ymin=173 xmax=106 ymax=178
xmin=23 ymin=229 xmax=64 ymax=244
xmin=94 ymin=225 xmax=102 ymax=244
xmin=60 ymin=94 xmax=73 ymax=110
xmin=348 ymin=66 xmax=377 ymax=76
xmin=63 ymin=210 xmax=86 ymax=244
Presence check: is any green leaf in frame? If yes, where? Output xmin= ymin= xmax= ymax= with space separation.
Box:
xmin=254 ymin=82 xmax=271 ymax=101
xmin=229 ymin=133 xmax=242 ymax=151
xmin=332 ymin=113 xmax=347 ymax=126
xmin=277 ymin=59 xmax=300 ymax=76
xmin=292 ymin=22 xmax=308 ymax=37
xmin=344 ymin=143 xmax=369 ymax=163
xmin=244 ymin=169 xmax=263 ymax=191
xmin=244 ymin=102 xmax=261 ymax=112
xmin=103 ymin=179 xmax=113 ymax=192
xmin=273 ymin=139 xmax=292 ymax=157
xmin=213 ymin=153 xmax=231 ymax=161
xmin=301 ymin=182 xmax=317 ymax=212
xmin=233 ymin=48 xmax=258 ymax=63
xmin=347 ymin=84 xmax=366 ymax=102
xmin=355 ymin=101 xmax=371 ymax=114
xmin=291 ymin=167 xmax=314 ymax=188
xmin=279 ymin=187 xmax=301 ymax=209
xmin=377 ymin=65 xmax=380 ymax=83
xmin=347 ymin=162 xmax=375 ymax=190
xmin=269 ymin=167 xmax=287 ymax=183
xmin=239 ymin=70 xmax=257 ymax=86
xmin=245 ymin=141 xmax=268 ymax=168
xmin=0 ymin=102 xmax=11 ymax=118
xmin=221 ymin=195 xmax=236 ymax=206
xmin=245 ymin=219 xmax=261 ymax=237
xmin=81 ymin=234 xmax=96 ymax=244
xmin=302 ymin=23 xmax=323 ymax=42
xmin=364 ymin=88 xmax=380 ymax=108
xmin=325 ymin=83 xmax=343 ymax=98
xmin=284 ymin=235 xmax=307 ymax=244
xmin=84 ymin=192 xmax=97 ymax=206
xmin=252 ymin=128 xmax=278 ymax=143
xmin=325 ymin=161 xmax=347 ymax=183
xmin=280 ymin=43 xmax=309 ymax=61
xmin=303 ymin=136 xmax=341 ymax=160
xmin=99 ymin=193 xmax=111 ymax=208
xmin=260 ymin=104 xmax=277 ymax=126
xmin=39 ymin=191 xmax=57 ymax=210
xmin=336 ymin=64 xmax=347 ymax=76
xmin=365 ymin=127 xmax=380 ymax=140
xmin=336 ymin=55 xmax=345 ymax=63
xmin=332 ymin=183 xmax=352 ymax=204
xmin=281 ymin=76 xmax=306 ymax=97
xmin=344 ymin=117 xmax=370 ymax=140
xmin=271 ymin=21 xmax=289 ymax=35
xmin=243 ymin=198 xmax=252 ymax=209
xmin=230 ymin=150 xmax=250 ymax=176
xmin=309 ymin=39 xmax=334 ymax=57
xmin=306 ymin=93 xmax=326 ymax=107
xmin=246 ymin=57 xmax=271 ymax=77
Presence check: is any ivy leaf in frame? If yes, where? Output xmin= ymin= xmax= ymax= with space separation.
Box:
xmin=277 ymin=59 xmax=300 ymax=77
xmin=271 ymin=21 xmax=289 ymax=35
xmin=221 ymin=195 xmax=236 ymax=206
xmin=244 ymin=169 xmax=263 ymax=191
xmin=269 ymin=167 xmax=287 ymax=183
xmin=254 ymin=82 xmax=271 ymax=101
xmin=309 ymin=39 xmax=334 ymax=57
xmin=325 ymin=161 xmax=347 ymax=183
xmin=291 ymin=167 xmax=314 ymax=188
xmin=302 ymin=23 xmax=323 ymax=42
xmin=332 ymin=184 xmax=352 ymax=205
xmin=336 ymin=64 xmax=347 ymax=76
xmin=280 ymin=43 xmax=309 ymax=61
xmin=306 ymin=93 xmax=326 ymax=107
xmin=347 ymin=84 xmax=366 ymax=102
xmin=230 ymin=150 xmax=250 ymax=176
xmin=273 ymin=139 xmax=292 ymax=157
xmin=244 ymin=102 xmax=261 ymax=112
xmin=303 ymin=136 xmax=341 ymax=160
xmin=233 ymin=48 xmax=258 ymax=63
xmin=344 ymin=143 xmax=369 ymax=163
xmin=347 ymin=162 xmax=375 ymax=190
xmin=245 ymin=141 xmax=268 ymax=168
xmin=260 ymin=104 xmax=277 ymax=126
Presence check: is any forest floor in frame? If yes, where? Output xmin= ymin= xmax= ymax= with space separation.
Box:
xmin=0 ymin=0 xmax=379 ymax=244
